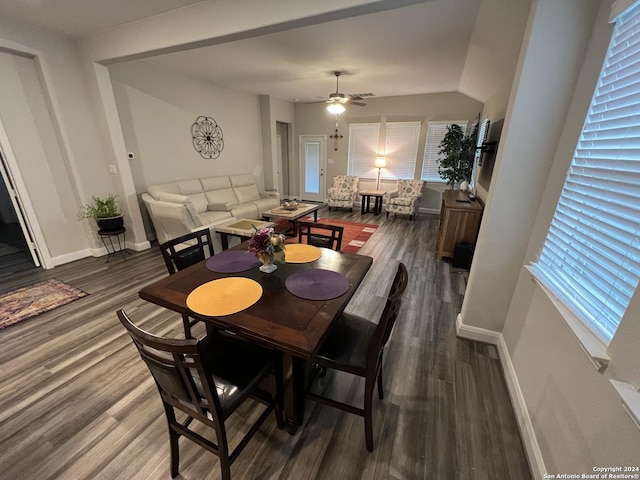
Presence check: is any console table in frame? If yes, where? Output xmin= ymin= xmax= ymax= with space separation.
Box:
xmin=436 ymin=190 xmax=483 ymax=260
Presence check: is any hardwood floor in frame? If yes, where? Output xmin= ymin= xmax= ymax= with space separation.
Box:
xmin=0 ymin=207 xmax=532 ymax=480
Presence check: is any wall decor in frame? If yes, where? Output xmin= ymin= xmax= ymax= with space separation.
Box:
xmin=191 ymin=115 xmax=224 ymax=159
xmin=329 ymin=116 xmax=343 ymax=151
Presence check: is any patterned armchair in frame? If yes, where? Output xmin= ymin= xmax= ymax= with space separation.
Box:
xmin=327 ymin=175 xmax=359 ymax=212
xmin=384 ymin=179 xmax=425 ymax=220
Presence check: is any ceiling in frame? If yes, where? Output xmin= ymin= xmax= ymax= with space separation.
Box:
xmin=0 ymin=0 xmax=531 ymax=104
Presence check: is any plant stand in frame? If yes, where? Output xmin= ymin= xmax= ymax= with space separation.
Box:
xmin=98 ymin=227 xmax=130 ymax=262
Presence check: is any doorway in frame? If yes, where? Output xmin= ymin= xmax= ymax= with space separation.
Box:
xmin=0 ymin=148 xmax=39 ymax=277
xmin=299 ymin=135 xmax=327 ymax=203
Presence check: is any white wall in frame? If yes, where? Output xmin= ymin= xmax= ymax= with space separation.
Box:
xmin=461 ymin=0 xmax=640 ymax=474
xmin=0 ymin=18 xmax=116 ymax=263
xmin=294 ymin=92 xmax=483 ymax=211
xmin=110 ymin=61 xmax=264 ymax=188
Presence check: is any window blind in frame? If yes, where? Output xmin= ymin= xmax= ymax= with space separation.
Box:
xmin=347 ymin=123 xmax=380 ymax=178
xmin=421 ymin=121 xmax=467 ymax=182
xmin=533 ymin=1 xmax=640 ymax=343
xmin=384 ymin=122 xmax=422 ymax=179
xmin=470 ymin=118 xmax=490 ymax=191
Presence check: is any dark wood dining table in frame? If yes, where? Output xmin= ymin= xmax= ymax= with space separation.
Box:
xmin=138 ymin=241 xmax=373 ymax=433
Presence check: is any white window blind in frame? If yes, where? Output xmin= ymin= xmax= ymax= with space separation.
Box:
xmin=421 ymin=121 xmax=467 ymax=182
xmin=384 ymin=122 xmax=422 ymax=179
xmin=470 ymin=118 xmax=490 ymax=191
xmin=347 ymin=123 xmax=380 ymax=178
xmin=532 ymin=1 xmax=640 ymax=344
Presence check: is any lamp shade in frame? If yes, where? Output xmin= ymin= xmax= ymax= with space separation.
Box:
xmin=374 ymin=156 xmax=387 ymax=168
xmin=327 ymin=103 xmax=346 ymax=115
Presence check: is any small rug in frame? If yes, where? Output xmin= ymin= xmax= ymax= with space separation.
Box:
xmin=0 ymin=278 xmax=88 ymax=330
xmin=276 ymin=218 xmax=378 ymax=254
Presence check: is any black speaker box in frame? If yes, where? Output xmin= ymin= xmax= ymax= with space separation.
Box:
xmin=452 ymin=242 xmax=475 ymax=270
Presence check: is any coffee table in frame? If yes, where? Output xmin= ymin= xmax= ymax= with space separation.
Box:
xmin=214 ymin=218 xmax=275 ymax=250
xmin=262 ymin=203 xmax=322 ymax=236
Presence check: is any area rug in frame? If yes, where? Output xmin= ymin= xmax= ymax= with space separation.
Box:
xmin=0 ymin=278 xmax=88 ymax=330
xmin=276 ymin=218 xmax=378 ymax=254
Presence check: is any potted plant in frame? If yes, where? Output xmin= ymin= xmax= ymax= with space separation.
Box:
xmin=437 ymin=122 xmax=478 ymax=189
xmin=77 ymin=194 xmax=124 ymax=231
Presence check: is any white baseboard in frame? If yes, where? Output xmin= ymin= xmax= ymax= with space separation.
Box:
xmin=456 ymin=313 xmax=546 ymax=480
xmin=455 ymin=313 xmax=500 ymax=345
xmin=497 ymin=336 xmax=547 ymax=480
xmin=51 ymin=249 xmax=93 ymax=267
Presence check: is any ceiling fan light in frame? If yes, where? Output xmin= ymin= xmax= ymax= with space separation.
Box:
xmin=327 ymin=103 xmax=346 ymax=115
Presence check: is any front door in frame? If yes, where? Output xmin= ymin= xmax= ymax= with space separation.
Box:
xmin=299 ymin=135 xmax=326 ymax=203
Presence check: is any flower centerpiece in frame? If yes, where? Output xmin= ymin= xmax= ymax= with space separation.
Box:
xmin=248 ymin=227 xmax=286 ymax=273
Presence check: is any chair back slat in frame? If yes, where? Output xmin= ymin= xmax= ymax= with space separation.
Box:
xmin=118 ymin=310 xmax=223 ymax=418
xmin=297 ymin=221 xmax=344 ymax=251
xmin=159 ymin=228 xmax=215 ymax=274
xmin=367 ymin=263 xmax=408 ymax=367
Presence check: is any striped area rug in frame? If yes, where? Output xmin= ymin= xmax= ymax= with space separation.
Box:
xmin=277 ymin=218 xmax=378 ymax=253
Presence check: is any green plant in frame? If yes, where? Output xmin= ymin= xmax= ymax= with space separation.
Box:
xmin=77 ymin=194 xmax=120 ymax=221
xmin=437 ymin=122 xmax=478 ymax=188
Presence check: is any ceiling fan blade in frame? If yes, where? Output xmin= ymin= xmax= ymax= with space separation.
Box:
xmin=350 ymin=101 xmax=367 ymax=107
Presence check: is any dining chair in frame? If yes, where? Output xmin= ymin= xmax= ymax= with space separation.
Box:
xmin=306 ymin=262 xmax=408 ymax=451
xmin=296 ymin=221 xmax=344 ymax=251
xmin=158 ymin=228 xmax=215 ymax=337
xmin=118 ymin=309 xmax=284 ymax=480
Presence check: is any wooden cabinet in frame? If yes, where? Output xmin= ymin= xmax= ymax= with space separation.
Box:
xmin=436 ymin=190 xmax=483 ymax=260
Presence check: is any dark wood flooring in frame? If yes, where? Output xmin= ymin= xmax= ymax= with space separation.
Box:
xmin=0 ymin=207 xmax=532 ymax=479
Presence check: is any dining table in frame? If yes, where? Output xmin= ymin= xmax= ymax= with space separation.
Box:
xmin=138 ymin=241 xmax=373 ymax=434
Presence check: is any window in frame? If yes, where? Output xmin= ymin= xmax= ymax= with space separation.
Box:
xmin=531 ymin=1 xmax=640 ymax=344
xmin=384 ymin=122 xmax=422 ymax=179
xmin=347 ymin=123 xmax=380 ymax=178
xmin=470 ymin=118 xmax=490 ymax=192
xmin=420 ymin=121 xmax=467 ymax=182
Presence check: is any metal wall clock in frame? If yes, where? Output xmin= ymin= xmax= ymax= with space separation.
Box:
xmin=191 ymin=115 xmax=224 ymax=159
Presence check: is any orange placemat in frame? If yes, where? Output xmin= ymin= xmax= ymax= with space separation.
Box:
xmin=186 ymin=277 xmax=262 ymax=316
xmin=285 ymin=244 xmax=322 ymax=263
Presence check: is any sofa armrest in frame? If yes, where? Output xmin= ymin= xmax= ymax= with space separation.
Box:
xmin=208 ymin=202 xmax=233 ymax=212
xmin=261 ymin=190 xmax=281 ymax=202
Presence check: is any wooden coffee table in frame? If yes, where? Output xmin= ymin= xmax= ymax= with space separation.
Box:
xmin=214 ymin=218 xmax=275 ymax=250
xmin=359 ymin=189 xmax=385 ymax=215
xmin=262 ymin=203 xmax=322 ymax=236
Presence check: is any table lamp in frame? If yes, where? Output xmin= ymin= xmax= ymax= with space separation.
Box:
xmin=374 ymin=156 xmax=386 ymax=191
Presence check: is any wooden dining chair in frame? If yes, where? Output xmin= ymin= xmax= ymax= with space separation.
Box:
xmin=297 ymin=221 xmax=344 ymax=251
xmin=158 ymin=228 xmax=215 ymax=337
xmin=118 ymin=309 xmax=284 ymax=480
xmin=306 ymin=262 xmax=408 ymax=451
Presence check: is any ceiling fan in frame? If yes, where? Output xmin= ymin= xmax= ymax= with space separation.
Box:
xmin=324 ymin=71 xmax=367 ymax=114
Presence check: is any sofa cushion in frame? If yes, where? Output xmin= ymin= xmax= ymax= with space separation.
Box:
xmin=230 ymin=203 xmax=259 ymax=219
xmin=205 ymin=188 xmax=237 ymax=205
xmin=249 ymin=197 xmax=280 ymax=216
xmin=197 ymin=210 xmax=233 ymax=225
xmin=230 ymin=174 xmax=261 ymax=203
xmin=177 ymin=180 xmax=207 ymax=213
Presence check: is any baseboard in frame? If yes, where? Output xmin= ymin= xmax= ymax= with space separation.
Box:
xmin=497 ymin=336 xmax=547 ymax=480
xmin=128 ymin=240 xmax=151 ymax=251
xmin=51 ymin=249 xmax=93 ymax=267
xmin=455 ymin=313 xmax=500 ymax=345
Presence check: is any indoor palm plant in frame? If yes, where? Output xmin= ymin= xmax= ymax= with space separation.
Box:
xmin=437 ymin=122 xmax=478 ymax=189
xmin=77 ymin=194 xmax=123 ymax=231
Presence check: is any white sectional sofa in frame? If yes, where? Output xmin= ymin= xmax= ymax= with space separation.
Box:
xmin=141 ymin=174 xmax=280 ymax=246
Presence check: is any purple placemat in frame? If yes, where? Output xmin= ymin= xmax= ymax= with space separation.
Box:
xmin=285 ymin=269 xmax=350 ymax=301
xmin=206 ymin=250 xmax=260 ymax=273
